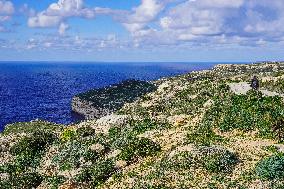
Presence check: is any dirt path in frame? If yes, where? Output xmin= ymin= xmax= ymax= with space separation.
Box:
xmin=228 ymin=82 xmax=284 ymax=97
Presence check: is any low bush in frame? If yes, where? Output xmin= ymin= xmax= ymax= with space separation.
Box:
xmin=0 ymin=172 xmax=43 ymax=189
xmin=201 ymin=90 xmax=284 ymax=142
xmin=118 ymin=137 xmax=161 ymax=161
xmin=60 ymin=128 xmax=77 ymax=142
xmin=197 ymin=146 xmax=238 ymax=173
xmin=130 ymin=118 xmax=171 ymax=135
xmin=256 ymin=153 xmax=284 ymax=180
xmin=10 ymin=131 xmax=57 ymax=170
xmin=187 ymin=127 xmax=224 ymax=146
xmin=76 ymin=159 xmax=115 ymax=187
xmin=160 ymin=151 xmax=193 ymax=171
xmin=76 ymin=126 xmax=96 ymax=138
xmin=3 ymin=121 xmax=63 ymax=135
xmin=45 ymin=176 xmax=65 ymax=188
xmin=52 ymin=141 xmax=90 ymax=171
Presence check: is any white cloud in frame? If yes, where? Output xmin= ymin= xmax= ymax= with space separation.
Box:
xmin=122 ymin=0 xmax=169 ymax=35
xmin=58 ymin=22 xmax=69 ymax=35
xmin=0 ymin=0 xmax=14 ymax=15
xmin=22 ymin=0 xmax=284 ymax=49
xmin=0 ymin=0 xmax=14 ymax=32
xmin=121 ymin=0 xmax=284 ymax=47
xmin=28 ymin=0 xmax=95 ymax=31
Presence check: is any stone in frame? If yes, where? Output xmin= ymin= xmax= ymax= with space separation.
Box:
xmin=115 ymin=160 xmax=127 ymax=169
xmin=95 ymin=114 xmax=130 ymax=134
xmin=58 ymin=180 xmax=78 ymax=189
xmin=89 ymin=143 xmax=105 ymax=153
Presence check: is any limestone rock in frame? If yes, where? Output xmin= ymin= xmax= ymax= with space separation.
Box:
xmin=89 ymin=143 xmax=105 ymax=153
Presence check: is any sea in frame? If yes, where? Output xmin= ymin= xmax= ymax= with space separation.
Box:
xmin=0 ymin=62 xmax=218 ymax=131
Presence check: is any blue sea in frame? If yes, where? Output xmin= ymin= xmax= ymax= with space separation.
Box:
xmin=0 ymin=62 xmax=217 ymax=131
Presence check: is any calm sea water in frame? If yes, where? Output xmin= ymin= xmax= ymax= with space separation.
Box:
xmin=0 ymin=62 xmax=216 ymax=131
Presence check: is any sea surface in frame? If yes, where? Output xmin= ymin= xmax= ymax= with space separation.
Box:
xmin=0 ymin=62 xmax=217 ymax=131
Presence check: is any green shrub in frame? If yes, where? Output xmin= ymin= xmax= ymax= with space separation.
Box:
xmin=45 ymin=176 xmax=65 ymax=189
xmin=76 ymin=159 xmax=115 ymax=187
xmin=256 ymin=153 xmax=284 ymax=180
xmin=60 ymin=128 xmax=77 ymax=142
xmin=262 ymin=145 xmax=279 ymax=153
xmin=160 ymin=151 xmax=193 ymax=171
xmin=3 ymin=121 xmax=63 ymax=135
xmin=0 ymin=172 xmax=43 ymax=189
xmin=130 ymin=118 xmax=171 ymax=135
xmin=198 ymin=146 xmax=238 ymax=173
xmin=187 ymin=127 xmax=224 ymax=146
xmin=52 ymin=141 xmax=90 ymax=171
xmin=118 ymin=137 xmax=161 ymax=161
xmin=10 ymin=131 xmax=57 ymax=170
xmin=201 ymin=90 xmax=284 ymax=141
xmin=76 ymin=127 xmax=96 ymax=138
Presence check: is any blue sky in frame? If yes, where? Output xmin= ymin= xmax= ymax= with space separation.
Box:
xmin=0 ymin=0 xmax=284 ymax=62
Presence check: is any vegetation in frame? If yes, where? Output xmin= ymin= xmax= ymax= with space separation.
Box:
xmin=117 ymin=137 xmax=161 ymax=161
xmin=76 ymin=159 xmax=115 ymax=187
xmin=2 ymin=62 xmax=284 ymax=188
xmin=77 ymin=79 xmax=157 ymax=111
xmin=256 ymin=153 xmax=284 ymax=180
xmin=200 ymin=89 xmax=284 ymax=142
xmin=197 ymin=146 xmax=238 ymax=173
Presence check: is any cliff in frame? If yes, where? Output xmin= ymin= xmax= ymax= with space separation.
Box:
xmin=2 ymin=62 xmax=284 ymax=189
xmin=71 ymin=79 xmax=157 ymax=119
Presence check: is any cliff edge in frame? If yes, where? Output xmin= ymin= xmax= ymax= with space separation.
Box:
xmin=71 ymin=79 xmax=157 ymax=119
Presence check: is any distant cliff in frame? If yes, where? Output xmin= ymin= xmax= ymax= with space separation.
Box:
xmin=71 ymin=79 xmax=157 ymax=119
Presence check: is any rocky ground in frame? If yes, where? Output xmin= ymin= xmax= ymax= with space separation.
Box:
xmin=1 ymin=62 xmax=284 ymax=189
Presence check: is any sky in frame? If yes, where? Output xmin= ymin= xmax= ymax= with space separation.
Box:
xmin=0 ymin=0 xmax=284 ymax=62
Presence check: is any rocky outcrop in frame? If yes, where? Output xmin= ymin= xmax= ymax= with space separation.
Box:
xmin=71 ymin=96 xmax=111 ymax=120
xmin=71 ymin=79 xmax=157 ymax=120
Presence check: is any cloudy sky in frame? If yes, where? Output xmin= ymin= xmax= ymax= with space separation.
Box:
xmin=0 ymin=0 xmax=284 ymax=62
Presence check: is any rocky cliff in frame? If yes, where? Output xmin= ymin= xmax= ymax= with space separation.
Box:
xmin=71 ymin=79 xmax=157 ymax=119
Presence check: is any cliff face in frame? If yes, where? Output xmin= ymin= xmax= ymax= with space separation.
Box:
xmin=71 ymin=96 xmax=112 ymax=120
xmin=71 ymin=79 xmax=157 ymax=119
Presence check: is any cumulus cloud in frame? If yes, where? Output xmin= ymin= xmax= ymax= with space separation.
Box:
xmin=28 ymin=0 xmax=88 ymax=28
xmin=28 ymin=0 xmax=96 ymax=35
xmin=122 ymin=0 xmax=170 ymax=37
xmin=0 ymin=0 xmax=14 ymax=15
xmin=123 ymin=0 xmax=284 ymax=47
xmin=27 ymin=0 xmax=127 ymax=35
xmin=0 ymin=0 xmax=14 ymax=32
xmin=22 ymin=0 xmax=284 ymax=48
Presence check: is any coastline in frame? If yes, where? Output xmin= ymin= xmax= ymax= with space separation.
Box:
xmin=1 ymin=61 xmax=284 ymax=188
